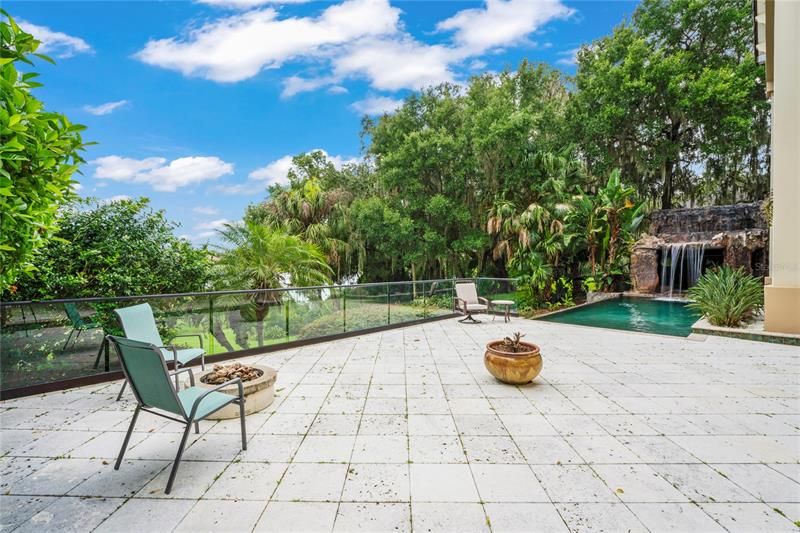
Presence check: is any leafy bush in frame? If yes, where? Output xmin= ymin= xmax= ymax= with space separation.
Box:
xmin=8 ymin=198 xmax=212 ymax=300
xmin=687 ymin=266 xmax=763 ymax=327
xmin=1 ymin=12 xmax=91 ymax=291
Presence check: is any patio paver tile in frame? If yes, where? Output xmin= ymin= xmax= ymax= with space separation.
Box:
xmin=174 ymin=499 xmax=266 ymax=532
xmin=333 ymin=502 xmax=411 ymax=532
xmin=483 ymin=503 xmax=569 ymax=532
xmin=410 ymin=464 xmax=480 ymax=502
xmin=411 ymin=502 xmax=489 ymax=533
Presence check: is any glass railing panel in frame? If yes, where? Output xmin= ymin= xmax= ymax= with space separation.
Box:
xmin=425 ymin=279 xmax=456 ymax=317
xmin=208 ymin=291 xmax=287 ymax=353
xmin=343 ymin=284 xmax=389 ymax=333
xmin=389 ymin=282 xmax=417 ymax=325
xmin=287 ymin=287 xmax=343 ymax=340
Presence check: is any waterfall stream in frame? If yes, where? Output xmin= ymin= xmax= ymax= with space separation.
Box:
xmin=660 ymin=243 xmax=706 ymax=297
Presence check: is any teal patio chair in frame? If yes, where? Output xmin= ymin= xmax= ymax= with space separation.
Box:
xmin=107 ymin=335 xmax=246 ymax=494
xmin=114 ymin=303 xmax=205 ymax=401
xmin=61 ymin=303 xmax=104 ymax=362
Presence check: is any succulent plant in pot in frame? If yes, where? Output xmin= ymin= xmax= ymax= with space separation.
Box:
xmin=484 ymin=331 xmax=542 ymax=384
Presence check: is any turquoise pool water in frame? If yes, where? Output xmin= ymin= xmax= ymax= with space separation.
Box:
xmin=537 ymin=297 xmax=700 ymax=337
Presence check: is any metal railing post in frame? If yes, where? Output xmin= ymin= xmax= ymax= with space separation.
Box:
xmin=208 ymin=297 xmax=214 ymax=353
xmin=284 ymin=300 xmax=289 ymax=338
xmin=343 ymin=288 xmax=347 ymax=333
xmin=386 ymin=282 xmax=391 ymax=325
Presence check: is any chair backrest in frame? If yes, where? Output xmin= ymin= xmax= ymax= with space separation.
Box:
xmin=64 ymin=303 xmax=85 ymax=327
xmin=455 ymin=282 xmax=479 ymax=304
xmin=107 ymin=335 xmax=184 ymax=417
xmin=115 ymin=303 xmax=163 ymax=346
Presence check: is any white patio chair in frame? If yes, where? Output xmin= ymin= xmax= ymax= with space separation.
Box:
xmin=455 ymin=282 xmax=489 ymax=323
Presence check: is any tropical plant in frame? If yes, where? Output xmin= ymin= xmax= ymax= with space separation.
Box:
xmin=0 ymin=11 xmax=91 ymax=291
xmin=500 ymin=332 xmax=527 ymax=353
xmin=214 ymin=220 xmax=333 ymax=346
xmin=687 ymin=266 xmax=763 ymax=327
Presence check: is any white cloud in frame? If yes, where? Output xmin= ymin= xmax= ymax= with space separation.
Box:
xmin=135 ymin=0 xmax=573 ymax=96
xmin=18 ymin=20 xmax=92 ymax=58
xmin=468 ymin=59 xmax=488 ymax=71
xmin=194 ymin=218 xmax=232 ymax=239
xmin=556 ymin=47 xmax=579 ymax=66
xmin=437 ymin=0 xmax=573 ymax=55
xmin=327 ymin=85 xmax=349 ymax=94
xmin=192 ymin=206 xmax=220 ymax=215
xmin=136 ymin=0 xmax=400 ymax=83
xmin=98 ymin=195 xmax=132 ymax=205
xmin=281 ymin=75 xmax=338 ymax=98
xmin=217 ymin=149 xmax=357 ymax=195
xmin=92 ymin=155 xmax=234 ymax=192
xmin=350 ymin=95 xmax=403 ymax=115
xmin=83 ymin=100 xmax=130 ymax=116
xmin=248 ymin=155 xmax=294 ymax=186
xmin=334 ymin=36 xmax=456 ymax=91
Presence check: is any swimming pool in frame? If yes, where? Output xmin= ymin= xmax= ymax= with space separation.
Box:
xmin=536 ymin=297 xmax=700 ymax=337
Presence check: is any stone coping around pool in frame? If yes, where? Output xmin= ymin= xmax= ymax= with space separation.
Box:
xmin=532 ymin=292 xmax=622 ymax=320
xmin=691 ymin=316 xmax=800 ymax=346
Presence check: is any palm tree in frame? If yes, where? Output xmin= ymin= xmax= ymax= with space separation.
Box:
xmin=215 ymin=220 xmax=333 ymax=346
xmin=259 ymin=177 xmax=353 ymax=279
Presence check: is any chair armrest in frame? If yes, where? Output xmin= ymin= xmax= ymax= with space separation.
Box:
xmin=170 ymin=367 xmax=195 ymax=387
xmin=188 ymin=377 xmax=244 ymax=421
xmin=158 ymin=345 xmax=179 ymax=367
xmin=168 ymin=333 xmax=204 ymax=349
xmin=478 ymin=297 xmax=490 ymax=306
xmin=454 ymin=297 xmax=466 ymax=312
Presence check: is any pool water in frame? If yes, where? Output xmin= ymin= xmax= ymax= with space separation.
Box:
xmin=536 ymin=297 xmax=700 ymax=337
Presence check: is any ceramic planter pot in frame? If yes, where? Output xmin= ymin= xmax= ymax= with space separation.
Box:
xmin=484 ymin=340 xmax=542 ymax=385
xmin=196 ymin=365 xmax=277 ymax=420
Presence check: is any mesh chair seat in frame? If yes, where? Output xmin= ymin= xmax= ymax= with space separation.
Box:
xmin=177 ymin=387 xmax=237 ymax=421
xmin=164 ymin=348 xmax=206 ymax=366
xmin=466 ymin=303 xmax=488 ymax=311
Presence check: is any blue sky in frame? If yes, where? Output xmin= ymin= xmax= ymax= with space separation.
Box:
xmin=8 ymin=0 xmax=636 ymax=241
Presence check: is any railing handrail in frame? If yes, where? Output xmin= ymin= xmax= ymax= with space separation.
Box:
xmin=0 ymin=277 xmax=499 ymax=307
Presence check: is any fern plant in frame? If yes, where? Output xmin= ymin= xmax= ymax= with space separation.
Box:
xmin=687 ymin=266 xmax=763 ymax=327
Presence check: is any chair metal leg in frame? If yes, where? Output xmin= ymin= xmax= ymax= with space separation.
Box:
xmin=93 ymin=338 xmax=105 ymax=369
xmin=61 ymin=330 xmax=74 ymax=353
xmin=194 ymin=421 xmax=200 ymax=434
xmin=458 ymin=314 xmax=481 ymax=324
xmin=115 ymin=405 xmax=140 ymax=470
xmin=238 ymin=399 xmax=247 ymax=450
xmin=165 ymin=422 xmax=194 ymax=495
xmin=116 ymin=380 xmax=127 ymax=401
xmin=200 ymin=353 xmax=205 ymax=370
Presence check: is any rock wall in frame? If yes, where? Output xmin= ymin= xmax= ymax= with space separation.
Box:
xmin=649 ymin=202 xmax=767 ymax=237
xmin=631 ymin=203 xmax=769 ymax=294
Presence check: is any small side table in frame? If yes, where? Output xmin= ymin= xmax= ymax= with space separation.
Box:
xmin=491 ymin=300 xmax=515 ymax=323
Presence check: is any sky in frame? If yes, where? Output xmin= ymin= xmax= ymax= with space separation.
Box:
xmin=8 ymin=0 xmax=637 ymax=242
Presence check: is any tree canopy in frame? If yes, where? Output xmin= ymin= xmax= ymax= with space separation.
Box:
xmin=567 ymin=0 xmax=768 ymax=208
xmin=11 ymin=198 xmax=212 ymax=300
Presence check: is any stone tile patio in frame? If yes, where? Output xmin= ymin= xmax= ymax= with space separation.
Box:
xmin=1 ymin=318 xmax=799 ymax=532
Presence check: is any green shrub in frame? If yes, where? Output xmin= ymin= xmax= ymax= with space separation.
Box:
xmin=687 ymin=266 xmax=763 ymax=327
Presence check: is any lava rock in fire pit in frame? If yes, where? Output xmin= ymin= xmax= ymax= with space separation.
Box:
xmin=200 ymin=362 xmax=264 ymax=385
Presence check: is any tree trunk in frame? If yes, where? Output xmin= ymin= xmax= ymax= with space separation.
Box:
xmin=212 ymin=320 xmax=236 ymax=353
xmin=661 ymin=159 xmax=673 ymax=209
xmin=660 ymin=121 xmax=681 ymax=209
